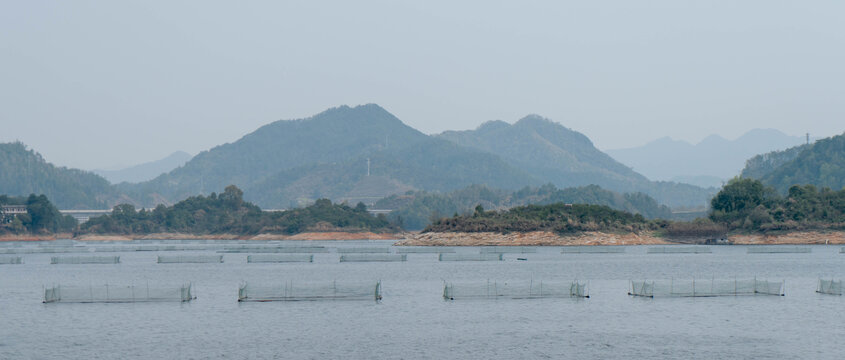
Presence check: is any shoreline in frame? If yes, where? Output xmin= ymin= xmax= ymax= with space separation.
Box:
xmin=0 ymin=231 xmax=403 ymax=242
xmin=396 ymin=230 xmax=845 ymax=246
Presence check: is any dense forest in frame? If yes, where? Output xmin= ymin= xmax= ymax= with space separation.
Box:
xmin=376 ymin=184 xmax=673 ymax=230
xmin=0 ymin=142 xmax=123 ymax=209
xmin=79 ymin=185 xmax=398 ymax=235
xmin=0 ymin=194 xmax=78 ymax=234
xmin=758 ymin=133 xmax=844 ymax=193
xmin=710 ymin=178 xmax=845 ymax=232
xmin=423 ymin=203 xmax=657 ymax=234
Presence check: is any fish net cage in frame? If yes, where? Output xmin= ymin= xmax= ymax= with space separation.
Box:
xmin=479 ymin=246 xmax=537 ymax=254
xmin=1 ymin=248 xmax=88 ymax=254
xmin=247 ymin=254 xmax=314 ymax=263
xmin=336 ymin=247 xmax=391 ymax=253
xmin=43 ymin=283 xmax=195 ymax=303
xmin=561 ymin=246 xmax=626 ymax=254
xmin=439 ymin=253 xmax=503 ymax=262
xmin=817 ymin=279 xmax=843 ymax=295
xmin=221 ymin=245 xmax=328 ymax=253
xmin=157 ymin=255 xmax=223 ymax=263
xmin=237 ymin=281 xmax=382 ymax=302
xmin=395 ymin=247 xmax=456 ymax=253
xmin=0 ymin=256 xmax=22 ymax=264
xmin=51 ymin=256 xmax=120 ymax=264
xmin=339 ymin=254 xmax=407 ymax=262
xmin=647 ymin=247 xmax=711 ymax=254
xmin=747 ymin=247 xmax=811 ymax=254
xmin=628 ymin=278 xmax=785 ymax=298
xmin=443 ymin=280 xmax=589 ymax=300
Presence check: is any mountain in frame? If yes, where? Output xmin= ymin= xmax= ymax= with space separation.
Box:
xmin=438 ymin=116 xmax=714 ymax=208
xmin=0 ymin=142 xmax=127 ymax=209
xmin=122 ymin=104 xmax=535 ymax=207
xmin=606 ymin=129 xmax=807 ymax=187
xmin=93 ymin=151 xmax=192 ymax=184
xmin=751 ymin=133 xmax=845 ymax=193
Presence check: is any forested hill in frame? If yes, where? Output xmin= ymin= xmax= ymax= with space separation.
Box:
xmin=0 ymin=142 xmax=126 ymax=209
xmin=438 ymin=116 xmax=714 ymax=208
xmin=375 ymin=184 xmax=672 ymax=230
xmin=741 ymin=144 xmax=810 ymax=180
xmin=122 ymin=104 xmax=535 ymax=208
xmin=756 ymin=133 xmax=844 ymax=193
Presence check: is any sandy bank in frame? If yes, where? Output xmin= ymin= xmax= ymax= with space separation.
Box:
xmin=396 ymin=231 xmax=670 ymax=246
xmin=37 ymin=232 xmax=403 ymax=242
xmin=729 ymin=231 xmax=845 ymax=245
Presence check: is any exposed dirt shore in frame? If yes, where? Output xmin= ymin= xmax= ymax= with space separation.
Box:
xmin=396 ymin=230 xmax=845 ymax=246
xmin=1 ymin=232 xmax=403 ymax=242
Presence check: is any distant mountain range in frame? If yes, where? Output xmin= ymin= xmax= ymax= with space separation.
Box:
xmin=0 ymin=104 xmax=767 ymax=210
xmin=741 ymin=132 xmax=844 ymax=193
xmin=606 ymin=129 xmax=807 ymax=188
xmin=93 ymin=151 xmax=192 ymax=184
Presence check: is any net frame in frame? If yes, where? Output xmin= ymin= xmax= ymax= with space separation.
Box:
xmin=817 ymin=279 xmax=843 ymax=296
xmin=43 ymin=283 xmax=195 ymax=303
xmin=336 ymin=247 xmax=391 ymax=253
xmin=629 ymin=277 xmax=785 ymax=298
xmin=443 ymin=279 xmax=589 ymax=300
xmin=561 ymin=246 xmax=625 ymax=254
xmin=247 ymin=254 xmax=314 ymax=263
xmin=647 ymin=247 xmax=711 ymax=254
xmin=50 ymin=256 xmax=120 ymax=264
xmin=394 ymin=247 xmax=456 ymax=254
xmin=157 ymin=255 xmax=224 ymax=263
xmin=438 ymin=253 xmax=503 ymax=262
xmin=747 ymin=247 xmax=811 ymax=254
xmin=0 ymin=256 xmax=22 ymax=264
xmin=237 ymin=280 xmax=382 ymax=302
xmin=479 ymin=247 xmax=537 ymax=254
xmin=339 ymin=254 xmax=407 ymax=262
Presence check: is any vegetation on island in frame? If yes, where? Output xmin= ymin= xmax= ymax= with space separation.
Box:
xmin=78 ymin=185 xmax=398 ymax=235
xmin=710 ymin=178 xmax=845 ymax=232
xmin=377 ymin=183 xmax=673 ymax=230
xmin=0 ymin=194 xmax=78 ymax=234
xmin=422 ymin=202 xmax=657 ymax=234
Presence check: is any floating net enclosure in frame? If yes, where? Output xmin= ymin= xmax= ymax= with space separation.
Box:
xmin=395 ymin=247 xmax=456 ymax=254
xmin=339 ymin=254 xmax=407 ymax=262
xmin=443 ymin=280 xmax=589 ymax=300
xmin=439 ymin=253 xmax=503 ymax=261
xmin=747 ymin=247 xmax=811 ymax=254
xmin=817 ymin=279 xmax=843 ymax=295
xmin=237 ymin=281 xmax=382 ymax=302
xmin=647 ymin=247 xmax=711 ymax=254
xmin=51 ymin=256 xmax=120 ymax=264
xmin=157 ymin=255 xmax=223 ymax=264
xmin=0 ymin=256 xmax=22 ymax=264
xmin=221 ymin=245 xmax=328 ymax=253
xmin=247 ymin=254 xmax=314 ymax=263
xmin=43 ymin=283 xmax=195 ymax=303
xmin=562 ymin=246 xmax=625 ymax=254
xmin=336 ymin=247 xmax=390 ymax=254
xmin=628 ymin=278 xmax=785 ymax=298
xmin=479 ymin=247 xmax=537 ymax=254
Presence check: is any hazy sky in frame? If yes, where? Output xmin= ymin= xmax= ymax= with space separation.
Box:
xmin=1 ymin=1 xmax=843 ymax=170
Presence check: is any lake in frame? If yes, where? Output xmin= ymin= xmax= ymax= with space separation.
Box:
xmin=1 ymin=240 xmax=843 ymax=359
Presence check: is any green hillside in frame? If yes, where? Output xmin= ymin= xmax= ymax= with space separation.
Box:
xmin=758 ymin=133 xmax=845 ymax=193
xmin=0 ymin=142 xmax=124 ymax=209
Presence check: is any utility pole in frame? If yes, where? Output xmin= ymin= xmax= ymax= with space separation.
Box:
xmin=806 ymin=133 xmax=809 ymax=145
xmin=366 ymin=158 xmax=370 ymax=177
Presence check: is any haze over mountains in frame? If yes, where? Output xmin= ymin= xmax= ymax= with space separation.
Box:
xmin=3 ymin=104 xmax=840 ymax=213
xmin=606 ymin=129 xmax=807 ymax=188
xmin=93 ymin=151 xmax=192 ymax=184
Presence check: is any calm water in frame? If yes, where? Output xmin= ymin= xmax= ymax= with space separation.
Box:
xmin=1 ymin=241 xmax=844 ymax=359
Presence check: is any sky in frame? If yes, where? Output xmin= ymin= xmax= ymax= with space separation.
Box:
xmin=1 ymin=0 xmax=843 ymax=170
